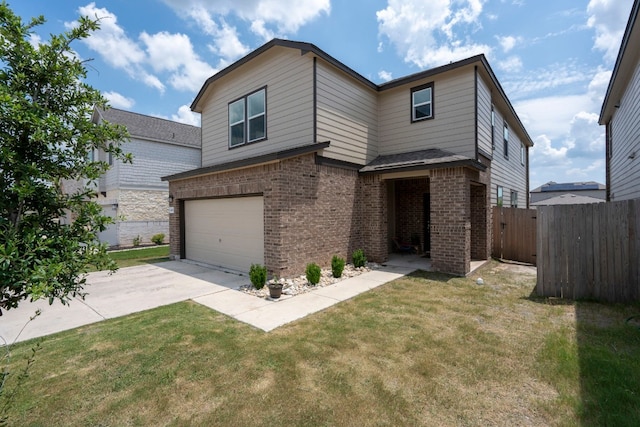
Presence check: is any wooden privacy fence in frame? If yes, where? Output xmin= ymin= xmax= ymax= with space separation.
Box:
xmin=536 ymin=199 xmax=640 ymax=302
xmin=492 ymin=207 xmax=537 ymax=265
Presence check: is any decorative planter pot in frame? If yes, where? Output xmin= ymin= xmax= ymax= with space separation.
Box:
xmin=268 ymin=284 xmax=283 ymax=299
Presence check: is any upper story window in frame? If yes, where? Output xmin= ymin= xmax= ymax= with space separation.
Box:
xmin=229 ymin=87 xmax=266 ymax=148
xmin=503 ymin=122 xmax=509 ymax=159
xmin=520 ymin=144 xmax=525 ymax=165
xmin=491 ymin=104 xmax=496 ymax=150
xmin=411 ymin=82 xmax=434 ymax=122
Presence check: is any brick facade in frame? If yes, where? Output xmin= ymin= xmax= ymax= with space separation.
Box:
xmin=169 ymin=153 xmax=366 ymax=277
xmin=169 ymin=153 xmax=492 ymax=277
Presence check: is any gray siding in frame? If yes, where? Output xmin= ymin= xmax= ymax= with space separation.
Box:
xmin=378 ymin=67 xmax=476 ymax=158
xmin=119 ymin=138 xmax=201 ymax=189
xmin=490 ymin=106 xmax=528 ymax=207
xmin=610 ymin=57 xmax=640 ymax=201
xmin=477 ymin=74 xmax=493 ymax=155
xmin=200 ymin=46 xmax=314 ymax=167
xmin=316 ymin=60 xmax=379 ymax=164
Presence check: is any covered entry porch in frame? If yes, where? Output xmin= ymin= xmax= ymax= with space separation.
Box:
xmin=360 ymin=149 xmax=491 ymax=276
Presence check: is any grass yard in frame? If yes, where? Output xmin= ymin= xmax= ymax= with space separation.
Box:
xmin=106 ymin=245 xmax=170 ymax=269
xmin=2 ymin=261 xmax=640 ymax=426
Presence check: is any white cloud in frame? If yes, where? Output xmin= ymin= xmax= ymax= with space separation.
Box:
xmin=530 ymin=134 xmax=569 ymax=165
xmin=496 ymin=35 xmax=520 ymax=53
xmin=72 ymin=3 xmax=146 ymax=69
xmin=587 ymin=0 xmax=635 ymax=63
xmin=377 ymin=0 xmax=490 ymax=69
xmin=171 ymin=105 xmax=201 ymax=126
xmin=139 ymin=31 xmax=217 ymax=92
xmin=565 ymin=111 xmax=605 ymax=157
xmin=103 ymin=91 xmax=135 ymax=109
xmin=162 ymin=0 xmax=330 ymax=40
xmin=503 ymin=62 xmax=593 ymax=99
xmin=566 ymin=159 xmax=605 ymax=178
xmin=496 ymin=56 xmax=523 ymax=72
xmin=378 ymin=70 xmax=393 ymax=81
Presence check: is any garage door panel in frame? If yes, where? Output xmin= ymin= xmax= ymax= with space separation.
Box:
xmin=184 ymin=197 xmax=264 ymax=272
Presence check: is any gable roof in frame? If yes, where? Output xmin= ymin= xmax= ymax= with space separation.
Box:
xmin=93 ymin=107 xmax=201 ymax=149
xmin=599 ymin=0 xmax=640 ymax=125
xmin=191 ymin=38 xmax=533 ymax=148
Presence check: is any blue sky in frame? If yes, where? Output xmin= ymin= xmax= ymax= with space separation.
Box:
xmin=12 ymin=0 xmax=635 ymax=189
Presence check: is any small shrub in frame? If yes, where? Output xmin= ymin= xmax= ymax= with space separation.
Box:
xmin=331 ymin=255 xmax=345 ymax=278
xmin=132 ymin=235 xmax=141 ymax=247
xmin=352 ymin=249 xmax=367 ymax=268
xmin=249 ymin=264 xmax=267 ymax=289
xmin=306 ymin=262 xmax=321 ymax=285
xmin=151 ymin=233 xmax=165 ymax=245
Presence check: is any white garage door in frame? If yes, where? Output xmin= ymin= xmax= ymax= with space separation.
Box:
xmin=184 ymin=197 xmax=264 ymax=272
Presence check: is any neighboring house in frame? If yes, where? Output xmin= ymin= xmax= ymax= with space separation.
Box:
xmin=93 ymin=107 xmax=201 ymax=247
xmin=599 ymin=0 xmax=640 ymax=201
xmin=530 ymin=181 xmax=606 ymax=206
xmin=163 ymin=39 xmax=532 ymax=276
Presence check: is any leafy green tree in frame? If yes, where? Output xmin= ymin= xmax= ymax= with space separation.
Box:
xmin=0 ymin=2 xmax=131 ymax=313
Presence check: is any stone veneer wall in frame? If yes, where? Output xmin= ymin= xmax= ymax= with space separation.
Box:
xmin=169 ymin=153 xmax=366 ymax=276
xmin=116 ymin=189 xmax=169 ymax=246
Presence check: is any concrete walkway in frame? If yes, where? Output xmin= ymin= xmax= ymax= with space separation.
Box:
xmin=0 ymin=258 xmax=428 ymax=344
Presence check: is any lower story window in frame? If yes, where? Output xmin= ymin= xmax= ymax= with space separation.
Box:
xmin=510 ymin=191 xmax=518 ymax=208
xmin=497 ymin=185 xmax=503 ymax=207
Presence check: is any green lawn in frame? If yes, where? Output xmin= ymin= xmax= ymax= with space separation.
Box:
xmin=3 ymin=261 xmax=640 ymax=426
xmin=106 ymin=245 xmax=170 ymax=269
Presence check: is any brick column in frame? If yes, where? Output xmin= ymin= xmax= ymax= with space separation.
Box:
xmin=359 ymin=174 xmax=387 ymax=263
xmin=430 ymin=167 xmax=470 ymax=275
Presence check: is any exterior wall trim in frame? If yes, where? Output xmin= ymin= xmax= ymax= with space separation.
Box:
xmin=162 ymin=141 xmax=330 ymax=182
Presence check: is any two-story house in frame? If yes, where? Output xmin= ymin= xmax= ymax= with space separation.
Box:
xmin=599 ymin=0 xmax=640 ymax=201
xmin=163 ymin=39 xmax=532 ymax=276
xmin=93 ymin=108 xmax=201 ymax=247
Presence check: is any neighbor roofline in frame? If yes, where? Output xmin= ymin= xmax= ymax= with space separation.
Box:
xmin=162 ymin=141 xmax=330 ymax=181
xmin=599 ymin=0 xmax=640 ymax=124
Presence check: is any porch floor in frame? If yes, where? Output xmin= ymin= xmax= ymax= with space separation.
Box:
xmin=383 ymin=253 xmax=488 ymax=275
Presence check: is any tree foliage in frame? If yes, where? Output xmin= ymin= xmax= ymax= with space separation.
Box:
xmin=0 ymin=2 xmax=131 ymax=313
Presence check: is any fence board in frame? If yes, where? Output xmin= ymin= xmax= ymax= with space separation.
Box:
xmin=492 ymin=207 xmax=537 ymax=265
xmin=536 ymin=199 xmax=640 ymax=303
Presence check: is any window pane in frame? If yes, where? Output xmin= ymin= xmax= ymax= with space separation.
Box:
xmin=247 ymin=90 xmax=265 ymax=117
xmin=413 ymin=88 xmax=431 ymax=105
xmin=248 ymin=115 xmax=265 ymax=141
xmin=229 ymin=99 xmax=244 ymax=124
xmin=414 ymin=104 xmax=431 ymax=119
xmin=230 ymin=123 xmax=244 ymax=146
xmin=497 ymin=186 xmax=503 ymax=207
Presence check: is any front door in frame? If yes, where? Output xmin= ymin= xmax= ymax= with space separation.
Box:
xmin=423 ymin=193 xmax=431 ymax=255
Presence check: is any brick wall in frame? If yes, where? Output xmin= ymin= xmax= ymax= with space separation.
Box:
xmin=358 ymin=174 xmax=387 ymax=263
xmin=429 ymin=167 xmax=471 ymax=275
xmin=169 ymin=153 xmax=363 ymax=276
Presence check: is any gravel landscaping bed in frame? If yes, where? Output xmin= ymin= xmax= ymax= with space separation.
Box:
xmin=239 ymin=263 xmax=377 ymax=298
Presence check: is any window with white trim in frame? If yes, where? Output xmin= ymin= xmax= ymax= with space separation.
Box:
xmin=503 ymin=122 xmax=509 ymax=158
xmin=497 ymin=185 xmax=503 ymax=207
xmin=491 ymin=104 xmax=496 ymax=150
xmin=520 ymin=144 xmax=525 ymax=165
xmin=229 ymin=87 xmax=266 ymax=148
xmin=411 ymin=82 xmax=434 ymax=122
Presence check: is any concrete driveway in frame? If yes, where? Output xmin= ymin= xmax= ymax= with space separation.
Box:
xmin=0 ymin=261 xmax=247 ymax=344
xmin=0 ymin=260 xmax=416 ymax=343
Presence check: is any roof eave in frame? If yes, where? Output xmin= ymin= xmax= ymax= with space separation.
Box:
xmin=599 ymin=0 xmax=640 ymax=125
